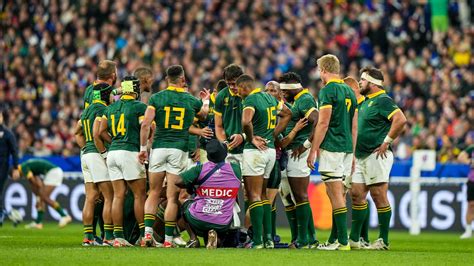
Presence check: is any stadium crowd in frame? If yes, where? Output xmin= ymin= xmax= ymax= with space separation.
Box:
xmin=1 ymin=0 xmax=472 ymax=161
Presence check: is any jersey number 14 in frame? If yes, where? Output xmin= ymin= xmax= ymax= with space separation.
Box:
xmin=110 ymin=113 xmax=126 ymax=136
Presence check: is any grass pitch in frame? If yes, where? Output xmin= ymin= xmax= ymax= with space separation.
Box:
xmin=0 ymin=222 xmax=473 ymax=265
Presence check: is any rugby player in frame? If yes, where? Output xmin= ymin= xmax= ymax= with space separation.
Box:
xmin=238 ymin=74 xmax=289 ymax=249
xmin=343 ymin=76 xmax=371 ymax=249
xmin=76 ymin=60 xmax=118 ymax=245
xmin=94 ymin=76 xmax=147 ymax=247
xmin=77 ymin=82 xmax=115 ymax=246
xmin=15 ymin=159 xmax=71 ymax=229
xmin=307 ymin=54 xmax=357 ymax=251
xmin=139 ymin=65 xmax=209 ymax=248
xmin=350 ymin=67 xmax=406 ymax=250
xmin=279 ymin=72 xmax=319 ymax=248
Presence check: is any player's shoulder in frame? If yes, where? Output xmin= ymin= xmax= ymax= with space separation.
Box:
xmin=215 ymin=87 xmax=229 ymax=101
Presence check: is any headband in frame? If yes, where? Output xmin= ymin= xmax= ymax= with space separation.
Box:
xmin=361 ymin=72 xmax=383 ymax=86
xmin=280 ymin=83 xmax=303 ymax=90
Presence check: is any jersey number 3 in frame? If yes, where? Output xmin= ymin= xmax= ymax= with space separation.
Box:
xmin=164 ymin=106 xmax=185 ymax=130
xmin=110 ymin=113 xmax=126 ymax=136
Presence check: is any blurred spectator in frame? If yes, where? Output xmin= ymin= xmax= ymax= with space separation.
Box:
xmin=1 ymin=0 xmax=472 ymax=162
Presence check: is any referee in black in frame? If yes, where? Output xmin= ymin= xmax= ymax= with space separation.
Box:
xmin=0 ymin=110 xmax=20 ymax=225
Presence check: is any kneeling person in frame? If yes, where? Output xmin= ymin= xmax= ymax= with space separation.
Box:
xmin=95 ymin=76 xmax=148 ymax=247
xmin=176 ymin=140 xmax=241 ymax=249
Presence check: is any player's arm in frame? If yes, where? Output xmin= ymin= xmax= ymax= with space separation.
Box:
xmin=189 ymin=123 xmax=213 ymax=139
xmin=278 ymin=117 xmax=308 ymax=149
xmin=74 ymin=120 xmax=86 ymax=149
xmin=93 ymin=116 xmax=109 ymax=154
xmin=93 ymin=117 xmax=109 ymax=159
xmin=175 ymin=165 xmax=202 ymax=188
xmin=374 ymin=109 xmax=407 ymax=159
xmin=242 ymin=106 xmax=267 ymax=151
xmin=307 ymin=106 xmax=331 ymax=169
xmin=352 ymin=109 xmax=358 ymax=153
xmin=196 ymin=88 xmax=210 ymax=121
xmin=214 ymin=113 xmax=226 ymax=141
xmin=274 ymin=103 xmax=291 ymax=137
xmin=138 ymin=106 xmax=156 ymax=164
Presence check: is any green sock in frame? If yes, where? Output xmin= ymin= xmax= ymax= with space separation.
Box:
xmin=53 ymin=202 xmax=66 ymax=217
xmin=284 ymin=206 xmax=298 ymax=242
xmin=249 ymin=201 xmax=263 ymax=245
xmin=84 ymin=225 xmax=94 ymax=240
xmin=350 ymin=202 xmax=368 ymax=242
xmin=361 ymin=203 xmax=370 ymax=242
xmin=104 ymin=224 xmax=114 ymax=240
xmin=295 ymin=202 xmax=310 ymax=246
xmin=334 ymin=207 xmax=348 ymax=245
xmin=35 ymin=209 xmax=44 ymax=224
xmin=328 ymin=214 xmax=338 ymax=244
xmin=164 ymin=221 xmax=176 ymax=240
xmin=262 ymin=200 xmax=272 ymax=242
xmin=377 ymin=205 xmax=392 ymax=244
xmin=93 ymin=200 xmax=104 ymax=237
xmin=139 ymin=223 xmax=145 ymax=238
xmin=113 ymin=225 xmax=124 ymax=239
xmin=307 ymin=207 xmax=316 ymax=243
xmin=271 ymin=205 xmax=277 ymax=239
xmin=144 ymin=213 xmax=155 ymax=228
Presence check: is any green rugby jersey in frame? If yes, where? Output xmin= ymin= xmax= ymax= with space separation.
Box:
xmin=20 ymin=159 xmax=56 ymax=177
xmin=284 ymin=89 xmax=318 ymax=149
xmin=214 ymin=87 xmax=243 ymax=154
xmin=148 ymin=86 xmax=202 ymax=152
xmin=104 ymin=95 xmax=147 ymax=152
xmin=83 ymin=83 xmax=95 ymax=109
xmin=198 ymin=92 xmax=217 ymax=149
xmin=80 ymin=100 xmax=108 ymax=154
xmin=318 ymin=79 xmax=357 ymax=153
xmin=243 ymin=88 xmax=281 ymax=149
xmin=355 ymin=90 xmax=400 ymax=159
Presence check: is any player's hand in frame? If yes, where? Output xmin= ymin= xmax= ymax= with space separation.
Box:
xmin=291 ymin=145 xmax=307 ymax=160
xmin=12 ymin=169 xmax=20 ymax=181
xmin=228 ymin=134 xmax=244 ymax=150
xmin=294 ymin=118 xmax=308 ymax=132
xmin=306 ymin=148 xmax=319 ymax=170
xmin=191 ymin=149 xmax=200 ymax=162
xmin=374 ymin=142 xmax=389 ymax=159
xmin=138 ymin=151 xmax=149 ymax=165
xmin=199 ymin=127 xmax=213 ymax=139
xmin=252 ymin=136 xmax=268 ymax=151
xmin=199 ymin=88 xmax=210 ymax=101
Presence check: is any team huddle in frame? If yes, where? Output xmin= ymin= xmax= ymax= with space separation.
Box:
xmin=73 ymin=54 xmax=406 ymax=250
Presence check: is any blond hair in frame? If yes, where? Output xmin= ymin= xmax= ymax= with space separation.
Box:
xmin=97 ymin=60 xmax=117 ymax=80
xmin=317 ymin=54 xmax=340 ymax=74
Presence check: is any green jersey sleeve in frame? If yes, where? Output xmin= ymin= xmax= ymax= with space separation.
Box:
xmin=214 ymin=92 xmax=224 ymax=115
xmin=465 ymin=145 xmax=474 ymax=157
xmin=230 ymin=162 xmax=242 ymax=180
xmin=298 ymin=96 xmax=318 ymax=118
xmin=318 ymin=88 xmax=335 ymax=109
xmin=378 ymin=96 xmax=400 ymax=120
xmin=243 ymin=95 xmax=257 ymax=110
xmin=192 ymin=97 xmax=203 ymax=114
xmin=180 ymin=164 xmax=204 ymax=186
xmin=136 ymin=102 xmax=147 ymax=117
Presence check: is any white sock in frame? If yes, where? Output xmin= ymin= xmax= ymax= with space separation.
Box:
xmin=165 ymin=235 xmax=173 ymax=243
xmin=145 ymin=227 xmax=153 ymax=235
xmin=465 ymin=224 xmax=472 ymax=233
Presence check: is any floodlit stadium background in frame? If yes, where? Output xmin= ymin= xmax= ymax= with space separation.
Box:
xmin=1 ymin=1 xmax=472 ymax=232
